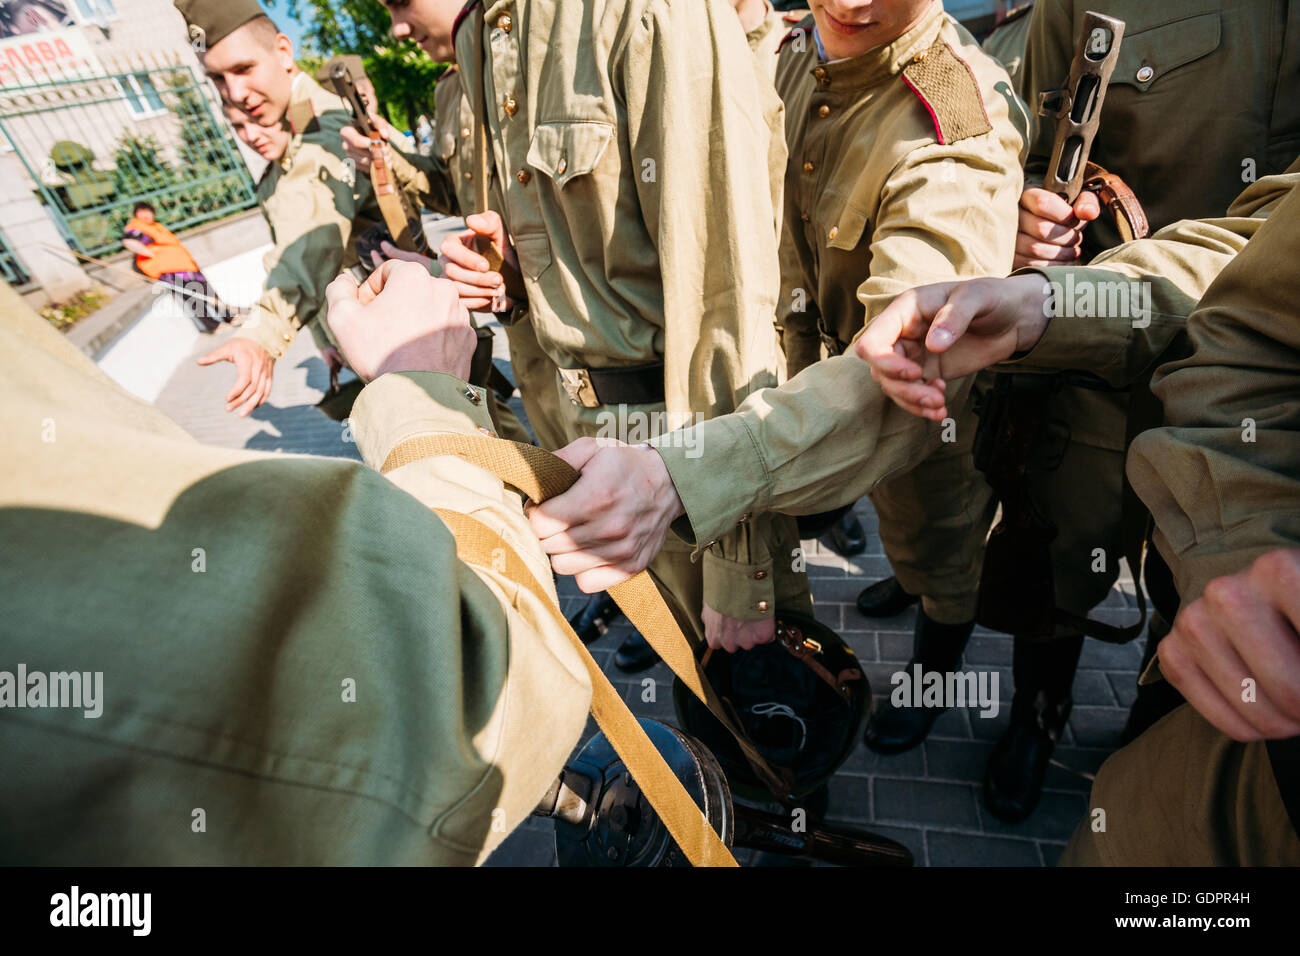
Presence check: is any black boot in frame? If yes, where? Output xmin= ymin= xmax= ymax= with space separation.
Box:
xmin=983 ymin=634 xmax=1083 ymax=823
xmin=568 ymin=592 xmax=622 ymax=646
xmin=856 ymin=575 xmax=919 ymax=618
xmin=614 ymin=632 xmax=660 ymax=673
xmin=822 ymin=511 xmax=867 ymax=557
xmin=864 ymin=613 xmax=974 ymax=754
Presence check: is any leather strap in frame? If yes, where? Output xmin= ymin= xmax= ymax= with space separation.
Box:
xmin=432 ymin=507 xmax=737 ymax=867
xmin=1083 ymin=161 xmax=1151 ymax=242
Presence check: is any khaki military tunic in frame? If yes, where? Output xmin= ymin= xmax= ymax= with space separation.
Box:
xmin=450 ymin=0 xmax=808 ymax=631
xmin=1010 ymin=0 xmax=1300 ymax=622
xmin=238 ymin=73 xmax=382 ymax=359
xmin=773 ymin=4 xmax=1027 ymax=623
xmin=1060 ymin=177 xmax=1300 ymax=865
xmin=746 ymin=3 xmax=805 ymax=74
xmin=0 ymin=284 xmax=591 ymax=865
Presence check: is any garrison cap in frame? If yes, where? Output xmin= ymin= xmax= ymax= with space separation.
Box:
xmin=316 ymin=54 xmax=368 ymax=85
xmin=173 ymin=0 xmax=267 ymax=51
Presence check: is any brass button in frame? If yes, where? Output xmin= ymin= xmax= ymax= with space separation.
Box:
xmin=800 ymin=212 xmax=810 ymax=223
xmin=477 ymin=425 xmax=495 ymax=436
xmin=828 ymin=225 xmax=839 ymax=240
xmin=497 ymin=12 xmax=513 ymax=32
xmin=516 ymin=168 xmax=532 ymax=184
xmin=802 ymin=160 xmax=815 ymax=173
xmin=464 ymin=386 xmax=482 ymax=405
xmin=1135 ymin=65 xmax=1154 ymax=82
xmin=460 ymin=126 xmax=471 ymax=138
xmin=281 ymin=332 xmax=292 ymax=342
xmin=813 ymin=67 xmax=829 ymax=85
xmin=464 ymin=171 xmax=473 ymax=180
xmin=756 ymin=600 xmax=770 ymax=613
xmin=753 ymin=570 xmax=768 ymax=581
xmin=503 ymin=95 xmax=518 ymax=116
xmin=817 ymin=104 xmax=830 ymax=118
xmin=556 ymin=156 xmax=567 ymax=175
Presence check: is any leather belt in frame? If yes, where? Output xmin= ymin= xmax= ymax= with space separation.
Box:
xmin=558 ymin=362 xmax=665 ymax=408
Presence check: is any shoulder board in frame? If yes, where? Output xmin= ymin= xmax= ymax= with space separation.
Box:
xmin=900 ymin=40 xmax=992 ymax=146
xmin=776 ymin=12 xmax=816 ymax=55
xmin=993 ymin=2 xmax=1034 ymax=31
xmin=452 ymin=0 xmax=480 ymax=43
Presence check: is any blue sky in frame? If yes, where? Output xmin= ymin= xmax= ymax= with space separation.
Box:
xmin=261 ymin=2 xmax=313 ymax=55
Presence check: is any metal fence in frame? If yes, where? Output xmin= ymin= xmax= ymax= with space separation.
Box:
xmin=0 ymin=50 xmax=258 ymax=258
xmin=0 ymin=228 xmax=30 ymax=286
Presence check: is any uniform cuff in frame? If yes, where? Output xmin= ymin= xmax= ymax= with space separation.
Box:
xmin=651 ymin=414 xmax=768 ymax=553
xmin=703 ymin=549 xmax=776 ymax=621
xmin=351 ymin=371 xmax=493 ymax=471
xmin=998 ymin=267 xmax=1129 ymax=377
xmin=236 ymin=308 xmax=296 ymax=360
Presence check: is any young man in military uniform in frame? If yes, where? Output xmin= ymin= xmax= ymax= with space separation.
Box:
xmin=763 ymin=0 xmax=1026 ymax=757
xmin=0 ymin=265 xmax=595 ymax=865
xmin=173 ymin=0 xmax=384 ymax=418
xmin=377 ymin=0 xmax=811 ymax=671
xmin=854 ymin=161 xmax=1300 ymax=861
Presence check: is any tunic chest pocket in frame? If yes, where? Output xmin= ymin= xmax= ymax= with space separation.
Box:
xmin=512 ymin=121 xmax=615 ymax=281
xmin=824 ymin=205 xmax=870 ymax=252
xmin=526 ymin=121 xmax=614 ymax=188
xmin=1109 ymin=12 xmax=1221 ymax=92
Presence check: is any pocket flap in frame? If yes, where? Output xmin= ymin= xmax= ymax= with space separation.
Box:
xmin=1111 ymin=12 xmax=1221 ymax=91
xmin=526 ymin=121 xmax=615 ymax=188
xmin=825 ymin=205 xmax=869 ymax=251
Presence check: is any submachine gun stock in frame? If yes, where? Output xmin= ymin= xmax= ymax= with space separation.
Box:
xmin=327 ymin=62 xmax=432 ymax=262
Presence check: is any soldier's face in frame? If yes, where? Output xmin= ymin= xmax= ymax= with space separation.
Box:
xmin=811 ymin=0 xmax=936 ymax=59
xmin=202 ymin=23 xmax=298 ymax=128
xmin=227 ymin=106 xmax=291 ymax=162
xmin=381 ymin=0 xmax=462 ymax=62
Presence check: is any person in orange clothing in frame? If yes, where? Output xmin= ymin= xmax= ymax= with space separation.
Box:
xmin=121 ymin=201 xmax=242 ymax=332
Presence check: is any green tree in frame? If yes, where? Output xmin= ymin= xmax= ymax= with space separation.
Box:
xmin=270 ymin=0 xmax=447 ymax=131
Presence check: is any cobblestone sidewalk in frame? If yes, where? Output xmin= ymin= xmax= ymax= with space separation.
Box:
xmin=149 ymin=322 xmax=1142 ymax=867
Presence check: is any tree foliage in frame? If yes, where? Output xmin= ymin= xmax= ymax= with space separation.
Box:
xmin=269 ymin=0 xmax=448 ymax=131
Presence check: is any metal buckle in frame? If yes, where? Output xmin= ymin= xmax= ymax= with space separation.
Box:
xmin=558 ymin=368 xmax=600 ymax=408
xmin=776 ymin=621 xmax=822 ymax=657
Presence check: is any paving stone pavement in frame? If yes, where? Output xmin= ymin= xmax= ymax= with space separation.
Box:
xmin=145 ymin=319 xmax=1144 ymax=867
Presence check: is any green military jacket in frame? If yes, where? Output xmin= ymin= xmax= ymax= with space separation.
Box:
xmin=238 ymin=73 xmax=381 ymax=359
xmin=649 ymin=165 xmax=1300 ymax=557
xmin=981 ymin=2 xmax=1035 ymax=87
xmin=1128 ymin=179 xmax=1300 ymax=603
xmin=774 ymin=3 xmax=1029 ymax=375
xmin=1009 ymin=163 xmax=1300 ymax=386
xmin=0 ymin=285 xmax=591 ymax=864
xmin=1019 ymin=0 xmax=1300 ymax=257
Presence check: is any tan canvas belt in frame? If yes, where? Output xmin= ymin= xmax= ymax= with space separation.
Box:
xmin=380 ymin=432 xmax=796 ymax=865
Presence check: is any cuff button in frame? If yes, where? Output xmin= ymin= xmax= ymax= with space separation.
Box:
xmin=756 ymin=600 xmax=770 ymax=613
xmin=753 ymin=570 xmax=768 ymax=580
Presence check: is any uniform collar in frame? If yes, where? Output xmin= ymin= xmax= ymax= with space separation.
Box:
xmin=452 ymin=0 xmax=481 ymax=43
xmin=808 ymin=1 xmax=945 ymax=91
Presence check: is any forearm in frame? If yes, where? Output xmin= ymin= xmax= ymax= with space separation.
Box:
xmin=653 ymin=354 xmax=956 ymax=549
